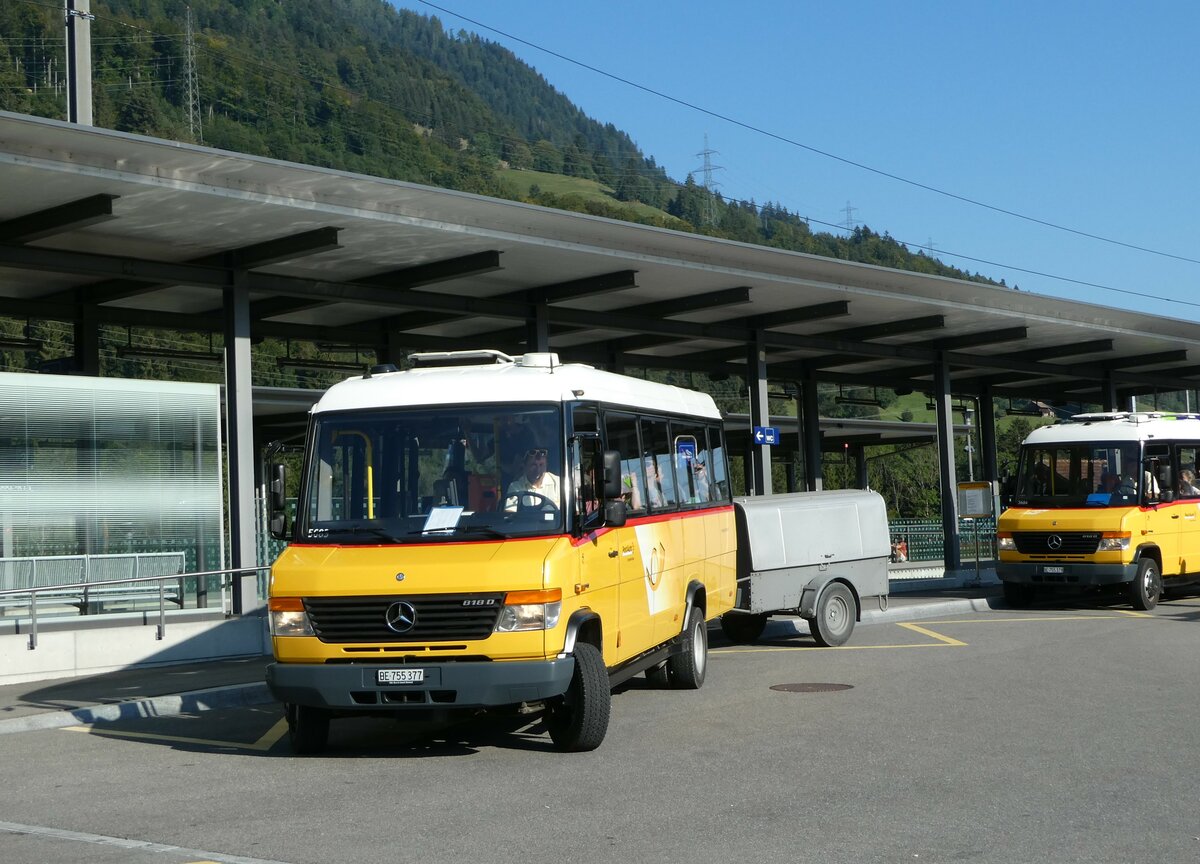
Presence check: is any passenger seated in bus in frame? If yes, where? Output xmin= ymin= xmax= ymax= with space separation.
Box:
xmin=1179 ymin=468 xmax=1200 ymax=497
xmin=504 ymin=447 xmax=560 ymax=510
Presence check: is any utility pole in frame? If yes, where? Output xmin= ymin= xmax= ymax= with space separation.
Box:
xmin=64 ymin=0 xmax=94 ymax=125
xmin=841 ymin=201 xmax=858 ymax=231
xmin=185 ymin=6 xmax=202 ymax=143
xmin=695 ymin=134 xmax=722 ymax=228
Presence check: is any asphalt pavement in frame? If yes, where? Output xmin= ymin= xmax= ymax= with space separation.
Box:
xmin=0 ymin=576 xmax=1004 ymax=737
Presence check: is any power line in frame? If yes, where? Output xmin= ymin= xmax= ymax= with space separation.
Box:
xmin=413 ymin=0 xmax=1200 ymax=270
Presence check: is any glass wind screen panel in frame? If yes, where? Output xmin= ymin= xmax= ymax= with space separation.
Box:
xmin=0 ymin=372 xmax=223 ymax=572
xmin=300 ymin=404 xmax=564 ymax=542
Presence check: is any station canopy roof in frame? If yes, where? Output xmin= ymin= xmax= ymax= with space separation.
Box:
xmin=2 ymin=110 xmax=1199 ymax=409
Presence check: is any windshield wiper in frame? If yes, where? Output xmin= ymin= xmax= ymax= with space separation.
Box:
xmin=340 ymin=525 xmax=404 ymax=542
xmin=408 ymin=524 xmax=509 ymax=540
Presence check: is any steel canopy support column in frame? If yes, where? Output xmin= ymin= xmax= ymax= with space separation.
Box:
xmin=933 ymin=353 xmax=962 ymax=571
xmin=527 ymin=302 xmax=550 ymax=353
xmin=747 ymin=333 xmax=771 ymax=496
xmin=854 ymin=444 xmax=868 ymax=489
xmin=224 ymin=268 xmax=259 ymax=615
xmin=73 ymin=303 xmax=99 ymax=375
xmin=1103 ymin=372 xmax=1120 ymax=411
xmin=801 ymin=375 xmax=823 ymax=491
xmin=979 ymin=385 xmax=998 ymax=483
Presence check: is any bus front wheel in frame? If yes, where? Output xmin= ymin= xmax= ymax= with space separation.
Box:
xmin=1002 ymin=581 xmax=1036 ymax=608
xmin=546 ymin=641 xmax=610 ymax=752
xmin=286 ymin=703 xmax=330 ymax=755
xmin=1129 ymin=558 xmax=1162 ymax=611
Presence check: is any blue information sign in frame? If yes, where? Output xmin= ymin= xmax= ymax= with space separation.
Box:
xmin=752 ymin=426 xmax=779 ymax=445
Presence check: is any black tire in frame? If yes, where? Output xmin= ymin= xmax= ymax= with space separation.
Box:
xmin=666 ymin=605 xmax=708 ymax=689
xmin=1002 ymin=581 xmax=1036 ymax=609
xmin=286 ymin=703 xmax=330 ymax=755
xmin=719 ymin=612 xmax=768 ymax=643
xmin=1129 ymin=558 xmax=1162 ymax=611
xmin=810 ymin=582 xmax=856 ymax=647
xmin=546 ymin=641 xmax=610 ymax=752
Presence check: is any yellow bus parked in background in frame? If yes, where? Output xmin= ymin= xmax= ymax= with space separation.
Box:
xmin=265 ymin=350 xmax=736 ymax=753
xmin=997 ymin=412 xmax=1200 ymax=610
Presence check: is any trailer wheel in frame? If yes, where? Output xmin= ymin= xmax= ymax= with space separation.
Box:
xmin=719 ymin=612 xmax=768 ymax=643
xmin=1002 ymin=581 xmax=1035 ymax=608
xmin=1129 ymin=558 xmax=1162 ymax=611
xmin=546 ymin=642 xmax=610 ymax=751
xmin=810 ymin=582 xmax=855 ymax=647
xmin=665 ymin=606 xmax=708 ymax=689
xmin=286 ymin=703 xmax=330 ymax=755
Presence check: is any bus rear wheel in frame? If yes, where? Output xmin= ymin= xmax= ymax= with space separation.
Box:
xmin=1129 ymin=558 xmax=1162 ymax=611
xmin=667 ymin=605 xmax=708 ymax=689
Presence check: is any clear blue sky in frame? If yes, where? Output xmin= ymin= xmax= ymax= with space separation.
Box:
xmin=391 ymin=0 xmax=1199 ymax=322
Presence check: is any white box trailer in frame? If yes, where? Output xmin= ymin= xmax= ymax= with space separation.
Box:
xmin=721 ymin=489 xmax=891 ymax=645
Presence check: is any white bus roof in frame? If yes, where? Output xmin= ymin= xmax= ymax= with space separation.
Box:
xmin=310 ymin=351 xmax=723 ymax=420
xmin=1025 ymin=412 xmax=1200 ymax=445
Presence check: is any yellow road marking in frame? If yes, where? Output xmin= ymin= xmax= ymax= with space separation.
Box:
xmin=62 ymin=717 xmax=289 ymax=752
xmin=896 ymin=622 xmax=967 ymax=646
xmin=712 ymin=642 xmax=960 ymax=653
xmin=920 ymin=615 xmax=1122 ymax=624
xmin=1115 ymin=609 xmax=1154 ymax=618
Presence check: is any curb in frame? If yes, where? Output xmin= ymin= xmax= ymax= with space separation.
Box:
xmin=755 ymin=595 xmax=1002 ymax=641
xmin=0 ymin=682 xmax=274 ymax=736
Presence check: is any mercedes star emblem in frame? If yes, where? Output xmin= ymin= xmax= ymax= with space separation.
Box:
xmin=1047 ymin=534 xmax=1063 ymax=550
xmin=384 ymin=600 xmax=417 ymax=633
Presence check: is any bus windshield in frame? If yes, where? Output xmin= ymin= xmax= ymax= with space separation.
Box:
xmin=297 ymin=404 xmax=563 ymax=543
xmin=1014 ymin=441 xmax=1139 ymax=508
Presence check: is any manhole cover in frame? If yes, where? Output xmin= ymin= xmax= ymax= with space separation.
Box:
xmin=770 ymin=683 xmax=854 ymax=693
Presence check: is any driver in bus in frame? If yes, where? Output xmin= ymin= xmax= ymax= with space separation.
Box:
xmin=504 ymin=447 xmax=560 ymax=511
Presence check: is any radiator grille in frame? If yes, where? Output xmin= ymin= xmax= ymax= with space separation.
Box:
xmin=304 ymin=594 xmax=503 ymax=643
xmin=1013 ymin=532 xmax=1101 ymax=555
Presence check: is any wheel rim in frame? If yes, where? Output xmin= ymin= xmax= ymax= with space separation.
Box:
xmin=692 ymin=617 xmax=706 ymax=676
xmin=826 ymin=593 xmax=849 ymax=635
xmin=1144 ymin=566 xmax=1161 ymax=602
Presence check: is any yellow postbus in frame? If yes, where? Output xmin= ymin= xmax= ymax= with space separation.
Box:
xmin=997 ymin=411 xmax=1200 ymax=610
xmin=265 ymin=350 xmax=736 ymax=752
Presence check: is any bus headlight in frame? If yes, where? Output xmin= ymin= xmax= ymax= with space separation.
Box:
xmin=1098 ymin=532 xmax=1131 ymax=551
xmin=268 ymin=597 xmax=315 ymax=637
xmin=495 ymin=589 xmax=562 ymax=632
xmin=996 ymin=532 xmax=1015 ymax=551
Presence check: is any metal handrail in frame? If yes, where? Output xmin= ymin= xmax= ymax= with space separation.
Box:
xmin=0 ymin=566 xmax=269 ymax=651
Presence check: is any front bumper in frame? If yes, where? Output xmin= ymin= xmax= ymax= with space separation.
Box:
xmin=267 ymin=657 xmax=575 ymax=711
xmin=996 ymin=561 xmax=1138 ymax=587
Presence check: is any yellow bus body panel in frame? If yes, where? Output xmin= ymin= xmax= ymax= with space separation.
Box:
xmin=269 ymin=507 xmax=736 ymax=668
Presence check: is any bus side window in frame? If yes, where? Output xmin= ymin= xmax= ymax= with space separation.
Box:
xmin=707 ymin=424 xmax=731 ymax=502
xmin=605 ymin=412 xmax=646 ymax=514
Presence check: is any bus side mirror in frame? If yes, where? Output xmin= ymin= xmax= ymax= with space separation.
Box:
xmin=602 ymin=450 xmax=623 ymax=498
xmin=604 ymin=499 xmax=627 ymax=528
xmin=269 ymin=463 xmax=288 ymax=540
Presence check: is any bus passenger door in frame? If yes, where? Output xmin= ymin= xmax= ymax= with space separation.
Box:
xmin=1174 ymin=444 xmax=1200 ymax=576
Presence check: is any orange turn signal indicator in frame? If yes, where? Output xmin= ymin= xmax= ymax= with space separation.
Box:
xmin=503 ymin=588 xmax=562 ymax=605
xmin=268 ymin=596 xmax=305 ymax=612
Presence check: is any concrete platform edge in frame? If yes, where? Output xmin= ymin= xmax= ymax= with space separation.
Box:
xmin=0 ymin=681 xmax=273 ymax=736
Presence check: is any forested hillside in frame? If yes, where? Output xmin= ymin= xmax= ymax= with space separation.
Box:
xmin=1 ymin=0 xmax=999 ymax=283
